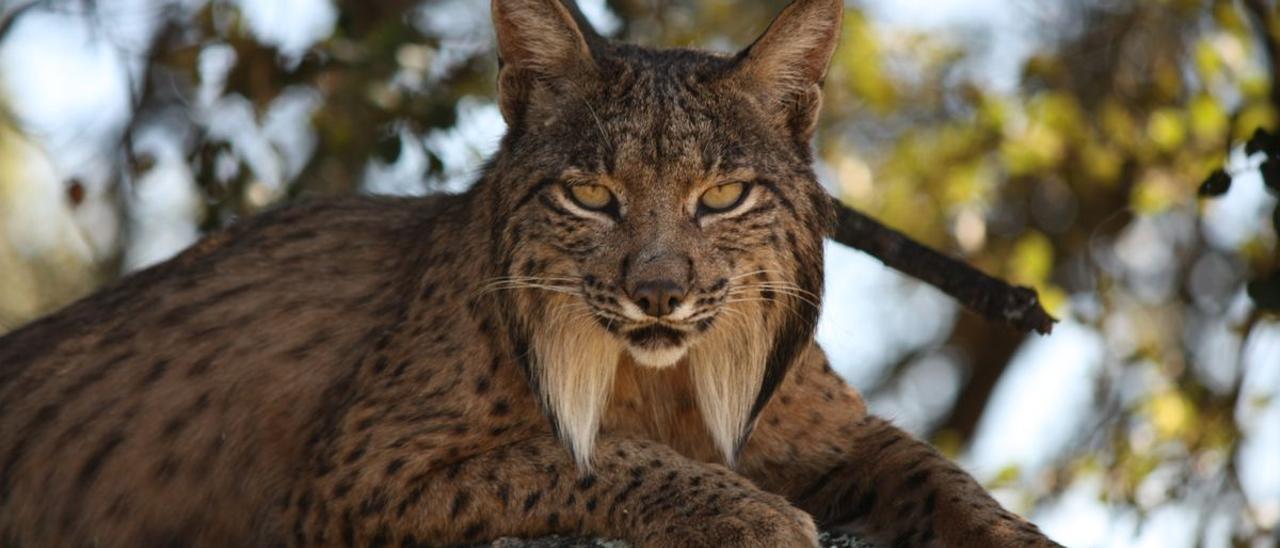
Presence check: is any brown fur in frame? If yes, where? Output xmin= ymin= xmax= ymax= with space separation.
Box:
xmin=0 ymin=1 xmax=1061 ymax=546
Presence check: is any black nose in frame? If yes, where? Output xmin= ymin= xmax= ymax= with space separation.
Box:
xmin=628 ymin=279 xmax=687 ymax=318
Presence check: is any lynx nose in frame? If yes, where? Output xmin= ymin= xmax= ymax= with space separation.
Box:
xmin=628 ymin=279 xmax=687 ymax=318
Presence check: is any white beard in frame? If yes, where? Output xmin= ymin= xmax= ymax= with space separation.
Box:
xmin=686 ymin=308 xmax=769 ymax=466
xmin=531 ymin=304 xmax=625 ymax=471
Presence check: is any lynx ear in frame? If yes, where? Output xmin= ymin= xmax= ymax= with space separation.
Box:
xmin=492 ymin=0 xmax=598 ymax=124
xmin=733 ymin=0 xmax=844 ymax=140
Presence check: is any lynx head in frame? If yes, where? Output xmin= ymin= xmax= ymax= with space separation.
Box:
xmin=481 ymin=0 xmax=841 ymax=468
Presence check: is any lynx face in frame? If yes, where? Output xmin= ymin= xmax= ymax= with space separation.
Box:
xmin=533 ymin=74 xmax=818 ymax=369
xmin=484 ymin=0 xmax=838 ymax=466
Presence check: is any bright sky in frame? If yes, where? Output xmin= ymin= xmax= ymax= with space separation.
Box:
xmin=861 ymin=0 xmax=1042 ymax=93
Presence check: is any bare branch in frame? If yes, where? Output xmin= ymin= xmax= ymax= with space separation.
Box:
xmin=1242 ymin=0 xmax=1280 ymax=111
xmin=0 ymin=0 xmax=41 ymax=44
xmin=830 ymin=199 xmax=1057 ymax=335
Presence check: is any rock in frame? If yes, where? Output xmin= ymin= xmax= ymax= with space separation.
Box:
xmin=481 ymin=531 xmax=873 ymax=547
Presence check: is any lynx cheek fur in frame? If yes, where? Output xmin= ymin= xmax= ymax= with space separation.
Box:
xmin=0 ymin=1 xmax=1062 ymax=546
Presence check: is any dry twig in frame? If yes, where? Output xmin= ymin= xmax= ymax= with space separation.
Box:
xmin=830 ymin=199 xmax=1058 ymax=335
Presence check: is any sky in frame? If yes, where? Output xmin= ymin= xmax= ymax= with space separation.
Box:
xmin=1 ymin=1 xmax=1278 ymax=546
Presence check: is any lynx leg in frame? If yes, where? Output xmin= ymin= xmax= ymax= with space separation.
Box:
xmin=796 ymin=416 xmax=1062 ymax=547
xmin=741 ymin=345 xmax=1062 ymax=548
xmin=288 ymin=435 xmax=818 ymax=548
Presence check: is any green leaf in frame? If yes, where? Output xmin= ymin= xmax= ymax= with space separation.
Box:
xmin=1245 ymin=127 xmax=1275 ymax=156
xmin=1247 ymin=272 xmax=1280 ymax=311
xmin=374 ymin=132 xmax=402 ymax=164
xmin=1198 ymin=168 xmax=1232 ymax=197
xmin=1261 ymin=159 xmax=1280 ymax=195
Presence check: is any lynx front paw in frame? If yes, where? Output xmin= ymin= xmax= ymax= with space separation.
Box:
xmin=636 ymin=494 xmax=819 ymax=548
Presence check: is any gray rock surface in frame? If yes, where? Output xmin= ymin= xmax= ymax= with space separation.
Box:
xmin=481 ymin=531 xmax=874 ymax=547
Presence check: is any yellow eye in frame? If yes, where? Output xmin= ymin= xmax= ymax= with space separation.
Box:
xmin=700 ymin=182 xmax=748 ymax=212
xmin=568 ymin=184 xmax=614 ymax=211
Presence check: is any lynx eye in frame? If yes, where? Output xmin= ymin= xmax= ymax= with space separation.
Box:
xmin=699 ymin=182 xmax=749 ymax=213
xmin=568 ymin=184 xmax=615 ymax=211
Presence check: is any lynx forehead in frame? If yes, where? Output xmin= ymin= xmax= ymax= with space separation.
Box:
xmin=0 ymin=1 xmax=1062 ymax=546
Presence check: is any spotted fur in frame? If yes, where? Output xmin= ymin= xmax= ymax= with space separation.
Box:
xmin=0 ymin=1 xmax=1060 ymax=546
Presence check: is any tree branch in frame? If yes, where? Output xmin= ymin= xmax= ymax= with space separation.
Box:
xmin=0 ymin=0 xmax=40 ymax=44
xmin=486 ymin=531 xmax=873 ymax=547
xmin=1241 ymin=0 xmax=1280 ymax=111
xmin=830 ymin=199 xmax=1057 ymax=336
xmin=933 ymin=315 xmax=1026 ymax=442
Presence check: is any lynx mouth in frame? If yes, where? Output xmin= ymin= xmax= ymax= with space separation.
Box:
xmin=623 ymin=325 xmax=689 ymax=368
xmin=624 ymin=325 xmax=686 ymax=346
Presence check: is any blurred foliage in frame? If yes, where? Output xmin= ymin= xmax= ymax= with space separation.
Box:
xmin=1 ymin=0 xmax=1279 ymax=544
xmin=0 ymin=94 xmax=103 ymax=330
xmin=1201 ymin=126 xmax=1280 ymax=310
